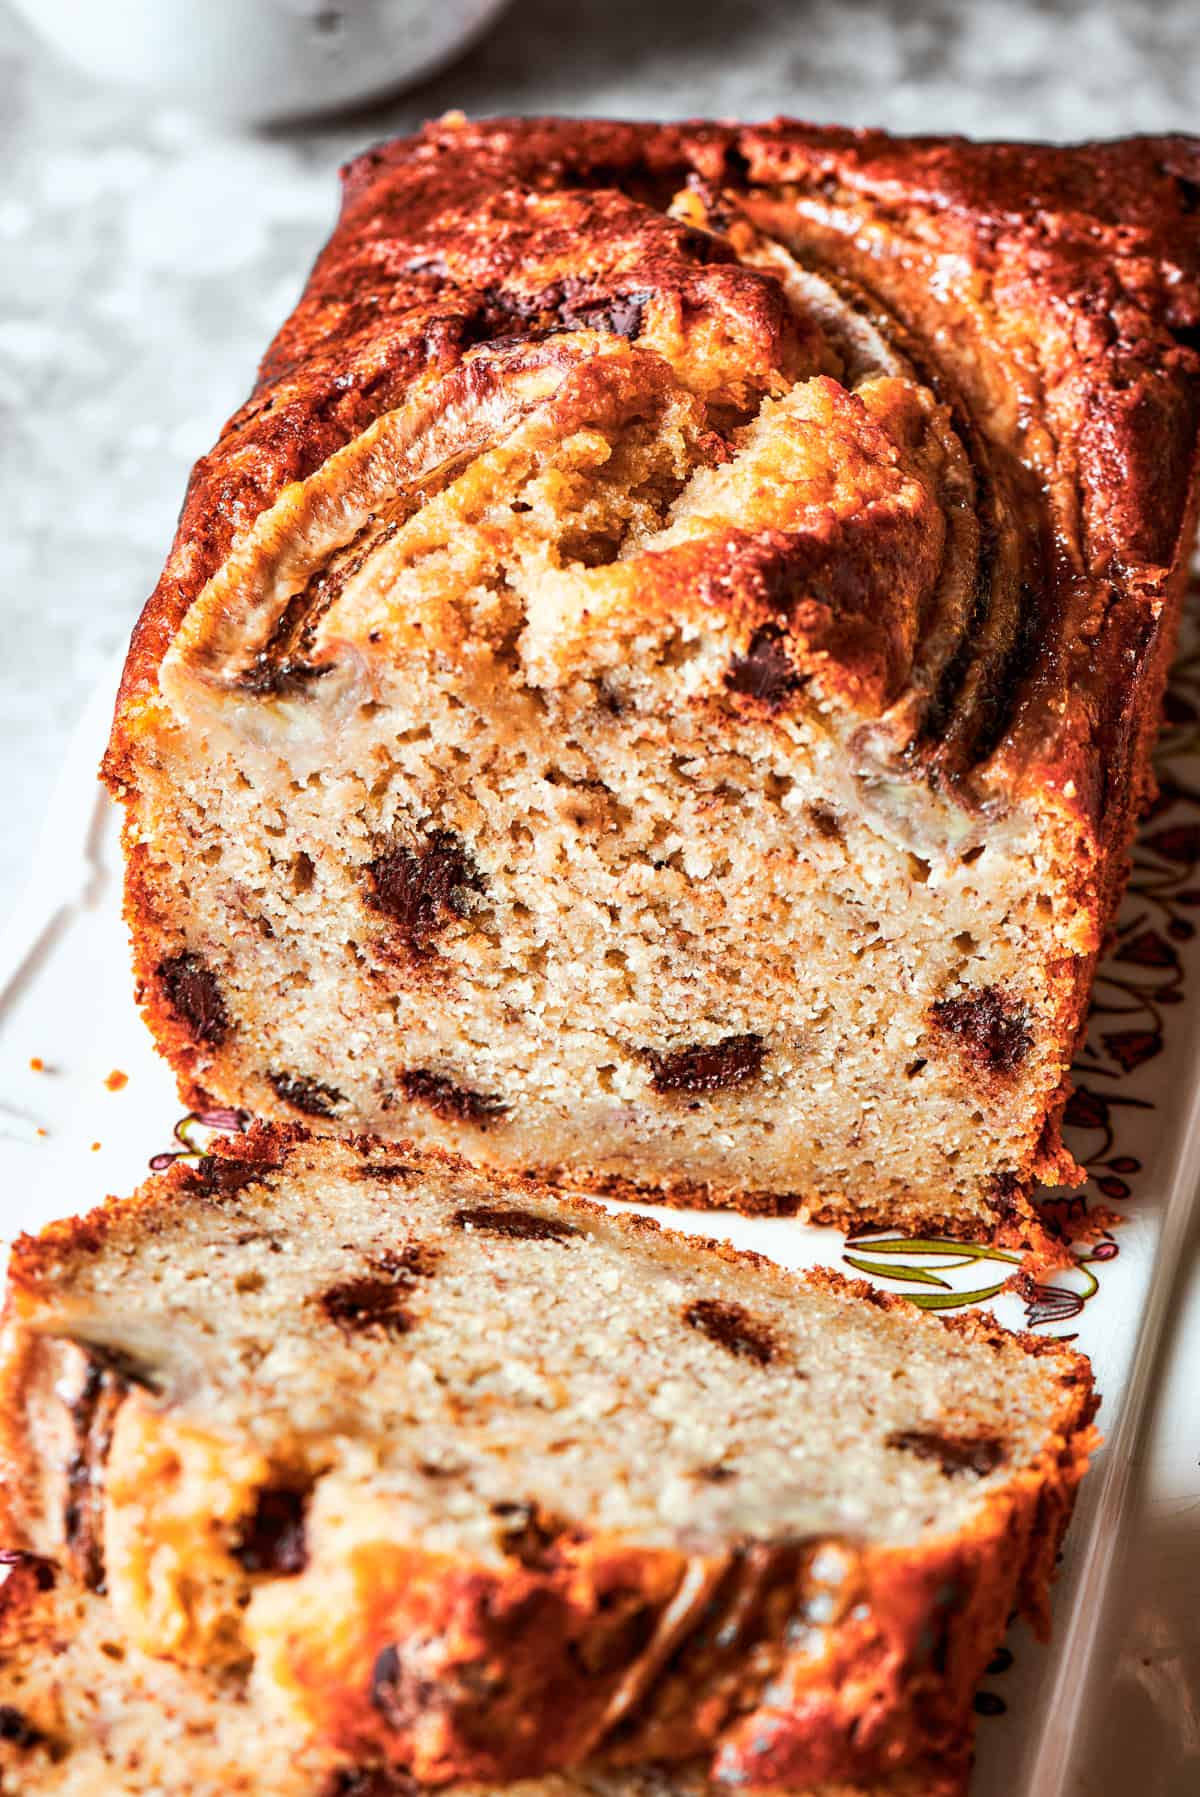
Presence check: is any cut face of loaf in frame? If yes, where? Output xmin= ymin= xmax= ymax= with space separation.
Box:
xmin=0 ymin=1130 xmax=1096 ymax=1790
xmin=105 ymin=118 xmax=1200 ymax=1239
xmin=0 ymin=1566 xmax=964 ymax=1797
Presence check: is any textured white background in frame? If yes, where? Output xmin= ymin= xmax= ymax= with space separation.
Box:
xmin=2 ymin=0 xmax=1199 ymax=913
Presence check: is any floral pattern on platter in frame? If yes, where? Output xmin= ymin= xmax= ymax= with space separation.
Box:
xmin=846 ymin=587 xmax=1200 ymax=1329
xmin=149 ymin=1105 xmax=249 ymax=1173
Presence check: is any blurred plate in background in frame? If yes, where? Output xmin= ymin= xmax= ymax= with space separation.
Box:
xmin=4 ymin=0 xmax=512 ymax=124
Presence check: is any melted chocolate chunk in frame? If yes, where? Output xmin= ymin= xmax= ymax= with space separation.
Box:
xmin=356 ymin=1163 xmax=421 ymax=1183
xmin=0 ymin=1706 xmax=45 ymax=1750
xmin=930 ymin=987 xmax=1032 ymax=1076
xmin=470 ymin=279 xmax=650 ymax=346
xmin=558 ymin=289 xmax=650 ymax=339
xmin=268 ymin=1071 xmax=345 ymax=1117
xmin=319 ymin=1277 xmax=414 ymax=1337
xmin=683 ymin=1298 xmax=777 ymax=1367
xmin=399 ymin=1069 xmax=508 ymax=1127
xmin=186 ymin=1156 xmax=272 ymax=1199
xmin=989 ymin=1169 xmax=1024 ymax=1226
xmin=725 ymin=625 xmax=802 ymax=709
xmin=887 ymin=1428 xmax=1007 ymax=1478
xmin=157 ymin=953 xmax=229 ymax=1047
xmin=452 ymin=1205 xmax=580 ymax=1243
xmin=231 ymin=1484 xmax=310 ymax=1576
xmin=645 ymin=1033 xmax=765 ymax=1094
xmin=238 ymin=655 xmax=332 ymax=698
xmin=318 ymin=1242 xmax=436 ymax=1336
xmin=807 ymin=802 xmax=844 ymax=841
xmin=365 ymin=831 xmax=482 ymax=952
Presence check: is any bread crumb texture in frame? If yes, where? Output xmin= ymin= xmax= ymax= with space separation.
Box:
xmin=0 ymin=1130 xmax=1097 ymax=1788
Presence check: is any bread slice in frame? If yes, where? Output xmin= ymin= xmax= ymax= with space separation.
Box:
xmin=102 ymin=116 xmax=1200 ymax=1240
xmin=0 ymin=1558 xmax=964 ymax=1797
xmin=0 ymin=1128 xmax=1095 ymax=1790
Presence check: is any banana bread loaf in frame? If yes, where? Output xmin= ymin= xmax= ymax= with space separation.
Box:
xmin=0 ymin=1559 xmax=965 ymax=1797
xmin=0 ymin=1128 xmax=1096 ymax=1789
xmin=102 ymin=117 xmax=1200 ymax=1239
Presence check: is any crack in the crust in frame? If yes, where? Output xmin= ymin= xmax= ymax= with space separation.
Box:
xmin=219 ymin=196 xmax=1049 ymax=805
xmin=731 ymin=210 xmax=1044 ymax=787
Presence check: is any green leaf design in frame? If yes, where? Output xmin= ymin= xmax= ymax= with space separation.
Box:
xmin=904 ymin=1281 xmax=1011 ymax=1311
xmin=842 ymin=1234 xmax=1021 ymax=1314
xmin=846 ymin=1235 xmax=1021 ymax=1265
xmin=843 ymin=1255 xmax=954 ymax=1289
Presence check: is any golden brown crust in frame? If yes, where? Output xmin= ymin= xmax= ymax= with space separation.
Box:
xmin=103 ymin=115 xmax=1200 ymax=825
xmin=97 ymin=114 xmax=1200 ymax=1239
xmin=0 ymin=1127 xmax=1096 ymax=1789
xmin=0 ymin=1566 xmax=970 ymax=1797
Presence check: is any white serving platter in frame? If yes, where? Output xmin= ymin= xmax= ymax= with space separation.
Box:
xmin=3 ymin=609 xmax=1200 ymax=1795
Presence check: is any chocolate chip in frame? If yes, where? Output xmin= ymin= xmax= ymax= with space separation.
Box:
xmin=231 ymin=1484 xmax=309 ymax=1576
xmin=0 ymin=1706 xmax=45 ymax=1750
xmin=355 ymin=1163 xmax=421 ymax=1183
xmin=645 ymin=1033 xmax=765 ymax=1094
xmin=887 ymin=1428 xmax=1007 ymax=1478
xmin=238 ymin=656 xmax=332 ymax=698
xmin=268 ymin=1071 xmax=345 ymax=1117
xmin=989 ymin=1169 xmax=1024 ymax=1226
xmin=807 ymin=803 xmax=843 ymax=841
xmin=725 ymin=625 xmax=801 ymax=709
xmin=319 ymin=1277 xmax=414 ymax=1337
xmin=683 ymin=1298 xmax=777 ymax=1366
xmin=558 ymin=289 xmax=650 ymax=339
xmin=157 ymin=953 xmax=229 ymax=1047
xmin=469 ymin=280 xmax=650 ymax=346
xmin=399 ymin=1069 xmax=507 ymax=1127
xmin=452 ymin=1205 xmax=580 ymax=1243
xmin=365 ymin=831 xmax=482 ymax=952
xmin=930 ymin=987 xmax=1032 ymax=1075
xmin=186 ymin=1157 xmax=271 ymax=1199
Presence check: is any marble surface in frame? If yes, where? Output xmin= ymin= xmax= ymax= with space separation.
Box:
xmin=1 ymin=0 xmax=1197 ymax=914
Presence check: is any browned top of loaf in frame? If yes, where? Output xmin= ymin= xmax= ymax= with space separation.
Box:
xmin=103 ymin=115 xmax=1200 ymax=829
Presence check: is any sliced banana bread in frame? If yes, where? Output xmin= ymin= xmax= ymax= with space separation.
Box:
xmin=0 ymin=1128 xmax=1095 ymax=1790
xmin=0 ymin=1559 xmax=964 ymax=1796
xmin=103 ymin=116 xmax=1200 ymax=1238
